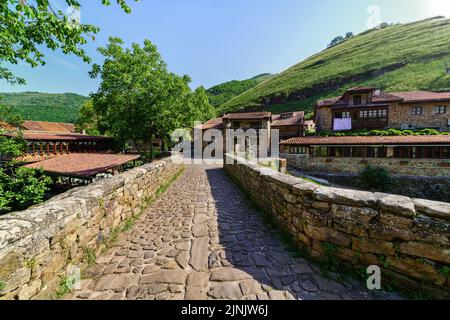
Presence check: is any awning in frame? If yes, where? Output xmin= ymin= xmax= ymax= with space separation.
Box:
xmin=24 ymin=153 xmax=140 ymax=178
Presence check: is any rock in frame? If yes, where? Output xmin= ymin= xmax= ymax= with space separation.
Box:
xmin=375 ymin=193 xmax=416 ymax=218
xmin=239 ymin=279 xmax=262 ymax=296
xmin=352 ymin=238 xmax=395 ymax=256
xmin=413 ymin=199 xmax=450 ymax=221
xmin=399 ymin=242 xmax=450 ymax=264
xmin=192 ymin=224 xmax=209 ymax=238
xmin=313 ymin=187 xmax=376 ymax=207
xmin=209 ymin=283 xmax=242 ymax=300
xmin=251 ymin=253 xmax=272 ymax=268
xmin=331 ymin=205 xmax=378 ymax=226
xmin=299 ymin=280 xmax=319 ymax=292
xmin=210 ymin=268 xmax=252 ymax=282
xmin=139 ymin=270 xmax=188 ymax=285
xmin=208 ymin=252 xmax=221 ymax=269
xmin=94 ymin=274 xmax=138 ymax=291
xmin=185 ymin=272 xmax=209 ymax=300
xmin=190 ymin=237 xmax=209 ymax=271
xmin=18 ymin=280 xmax=41 ymax=300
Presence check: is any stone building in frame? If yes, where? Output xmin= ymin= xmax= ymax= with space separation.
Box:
xmin=315 ymin=87 xmax=450 ymax=132
xmin=280 ymin=135 xmax=450 ymax=177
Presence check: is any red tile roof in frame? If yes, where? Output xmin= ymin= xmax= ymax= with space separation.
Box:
xmin=316 ymin=90 xmax=450 ymax=108
xmin=196 ymin=118 xmax=224 ymax=130
xmin=223 ymin=112 xmax=272 ymax=120
xmin=21 ymin=121 xmax=76 ymax=133
xmin=5 ymin=131 xmax=111 ymax=142
xmin=24 ymin=153 xmax=140 ymax=178
xmin=15 ymin=153 xmax=61 ymax=164
xmin=389 ymin=91 xmax=450 ymax=103
xmin=271 ymin=112 xmax=305 ymax=127
xmin=281 ymin=135 xmax=450 ymax=146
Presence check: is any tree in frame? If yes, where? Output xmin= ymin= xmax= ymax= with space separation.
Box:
xmin=75 ymin=100 xmax=100 ymax=135
xmin=0 ymin=104 xmax=26 ymax=159
xmin=0 ymin=104 xmax=51 ymax=214
xmin=0 ymin=0 xmax=137 ymax=84
xmin=89 ymin=37 xmax=215 ymax=157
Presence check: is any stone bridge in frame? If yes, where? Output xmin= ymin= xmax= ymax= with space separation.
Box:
xmin=68 ymin=165 xmax=399 ymax=300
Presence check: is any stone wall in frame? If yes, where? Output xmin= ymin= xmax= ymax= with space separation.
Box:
xmin=283 ymin=153 xmax=450 ymax=178
xmin=0 ymin=156 xmax=183 ymax=300
xmin=224 ymin=155 xmax=450 ymax=299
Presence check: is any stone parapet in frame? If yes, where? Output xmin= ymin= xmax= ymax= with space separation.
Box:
xmin=0 ymin=156 xmax=183 ymax=300
xmin=224 ymin=154 xmax=450 ymax=299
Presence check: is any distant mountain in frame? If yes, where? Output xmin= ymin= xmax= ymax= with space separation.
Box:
xmin=0 ymin=92 xmax=88 ymax=123
xmin=206 ymin=73 xmax=273 ymax=108
xmin=219 ymin=17 xmax=450 ymax=117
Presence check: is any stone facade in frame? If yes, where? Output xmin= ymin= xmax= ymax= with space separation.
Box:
xmin=224 ymin=155 xmax=450 ymax=299
xmin=389 ymin=102 xmax=450 ymax=131
xmin=283 ymin=153 xmax=450 ymax=178
xmin=0 ymin=156 xmax=183 ymax=300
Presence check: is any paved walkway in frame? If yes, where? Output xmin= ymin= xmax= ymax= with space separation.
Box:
xmin=70 ymin=165 xmax=400 ymax=300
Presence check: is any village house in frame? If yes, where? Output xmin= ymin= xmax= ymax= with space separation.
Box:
xmin=315 ymin=87 xmax=450 ymax=132
xmin=280 ymin=135 xmax=450 ymax=177
xmin=197 ymin=111 xmax=304 ymax=157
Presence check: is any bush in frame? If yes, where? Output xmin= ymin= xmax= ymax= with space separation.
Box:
xmin=0 ymin=166 xmax=52 ymax=214
xmin=359 ymin=165 xmax=392 ymax=190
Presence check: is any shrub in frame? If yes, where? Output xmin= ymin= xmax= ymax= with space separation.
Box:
xmin=359 ymin=165 xmax=392 ymax=190
xmin=0 ymin=166 xmax=52 ymax=214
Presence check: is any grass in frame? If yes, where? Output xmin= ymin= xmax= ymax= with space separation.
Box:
xmin=83 ymin=247 xmax=97 ymax=267
xmin=0 ymin=279 xmax=6 ymax=292
xmin=219 ymin=17 xmax=450 ymax=114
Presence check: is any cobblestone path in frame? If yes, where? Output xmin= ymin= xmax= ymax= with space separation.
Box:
xmin=70 ymin=165 xmax=400 ymax=300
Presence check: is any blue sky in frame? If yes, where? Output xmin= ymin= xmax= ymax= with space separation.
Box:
xmin=1 ymin=0 xmax=448 ymax=96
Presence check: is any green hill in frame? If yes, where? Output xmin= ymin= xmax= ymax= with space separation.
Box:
xmin=219 ymin=17 xmax=450 ymax=118
xmin=0 ymin=92 xmax=88 ymax=123
xmin=206 ymin=73 xmax=273 ymax=107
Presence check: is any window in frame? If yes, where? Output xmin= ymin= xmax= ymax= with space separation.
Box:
xmin=289 ymin=146 xmax=308 ymax=154
xmin=353 ymin=95 xmax=362 ymax=105
xmin=411 ymin=107 xmax=422 ymax=116
xmin=342 ymin=112 xmax=350 ymax=118
xmin=435 ymin=106 xmax=447 ymax=114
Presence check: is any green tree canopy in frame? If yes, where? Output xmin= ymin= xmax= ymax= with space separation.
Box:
xmin=0 ymin=0 xmax=137 ymax=84
xmin=88 ymin=37 xmax=215 ymax=154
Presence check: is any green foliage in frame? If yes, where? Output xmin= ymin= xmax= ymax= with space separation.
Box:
xmin=0 ymin=92 xmax=88 ymax=123
xmin=206 ymin=74 xmax=272 ymax=108
xmin=55 ymin=276 xmax=74 ymax=300
xmin=75 ymin=100 xmax=100 ymax=135
xmin=83 ymin=247 xmax=96 ymax=266
xmin=0 ymin=279 xmax=5 ymax=292
xmin=0 ymin=0 xmax=137 ymax=85
xmin=0 ymin=166 xmax=52 ymax=214
xmin=89 ymin=37 xmax=215 ymax=155
xmin=438 ymin=266 xmax=450 ymax=279
xmin=359 ymin=165 xmax=392 ymax=190
xmin=318 ymin=128 xmax=448 ymax=137
xmin=220 ymin=17 xmax=450 ymax=114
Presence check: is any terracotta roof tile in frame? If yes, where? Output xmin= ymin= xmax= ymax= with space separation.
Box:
xmin=281 ymin=135 xmax=450 ymax=146
xmin=223 ymin=112 xmax=272 ymax=120
xmin=4 ymin=131 xmax=112 ymax=142
xmin=390 ymin=91 xmax=450 ymax=103
xmin=22 ymin=121 xmax=76 ymax=133
xmin=196 ymin=118 xmax=224 ymax=130
xmin=14 ymin=153 xmax=61 ymax=164
xmin=24 ymin=153 xmax=140 ymax=178
xmin=271 ymin=112 xmax=304 ymax=126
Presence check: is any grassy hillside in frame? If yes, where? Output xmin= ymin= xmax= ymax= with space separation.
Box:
xmin=0 ymin=92 xmax=88 ymax=123
xmin=219 ymin=17 xmax=450 ymax=117
xmin=206 ymin=73 xmax=273 ymax=107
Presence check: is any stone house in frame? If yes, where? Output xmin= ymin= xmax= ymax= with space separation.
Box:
xmin=280 ymin=135 xmax=450 ymax=177
xmin=315 ymin=87 xmax=450 ymax=132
